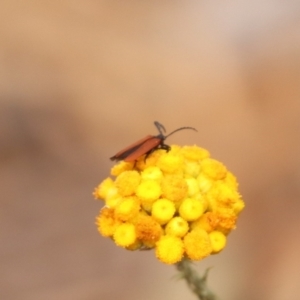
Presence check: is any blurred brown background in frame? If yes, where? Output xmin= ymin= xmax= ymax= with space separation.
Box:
xmin=1 ymin=1 xmax=300 ymax=300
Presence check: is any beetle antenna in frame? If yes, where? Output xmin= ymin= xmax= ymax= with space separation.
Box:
xmin=154 ymin=121 xmax=167 ymax=135
xmin=165 ymin=126 xmax=197 ymax=139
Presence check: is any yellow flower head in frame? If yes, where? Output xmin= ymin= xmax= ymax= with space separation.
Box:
xmin=93 ymin=177 xmax=115 ymax=200
xmin=135 ymin=150 xmax=163 ymax=171
xmin=135 ymin=214 xmax=162 ymax=244
xmin=184 ymin=161 xmax=201 ymax=177
xmin=207 ymin=181 xmax=240 ymax=209
xmin=115 ymin=170 xmax=141 ymax=196
xmin=151 ymin=198 xmax=176 ymax=225
xmin=179 ymin=197 xmax=205 ymax=221
xmin=96 ymin=207 xmax=121 ymax=237
xmin=184 ymin=229 xmax=212 ymax=260
xmin=197 ymin=173 xmax=214 ymax=194
xmin=157 ymin=151 xmax=184 ymax=173
xmin=185 ymin=177 xmax=200 ymax=197
xmin=113 ymin=223 xmax=137 ymax=247
xmin=181 ymin=145 xmax=210 ymax=161
xmin=224 ymin=171 xmax=239 ymax=189
xmin=114 ymin=196 xmax=140 ymax=221
xmin=201 ymin=158 xmax=227 ymax=180
xmin=94 ymin=144 xmax=244 ymax=264
xmin=165 ymin=216 xmax=189 ymax=238
xmin=161 ymin=174 xmax=188 ymax=202
xmin=111 ymin=161 xmax=134 ymax=176
xmin=191 ymin=212 xmax=219 ymax=233
xmin=141 ymin=166 xmax=163 ymax=182
xmin=209 ymin=231 xmax=227 ymax=253
xmin=136 ymin=180 xmax=161 ymax=202
xmin=215 ymin=209 xmax=237 ymax=232
xmin=155 ymin=235 xmax=184 ymax=264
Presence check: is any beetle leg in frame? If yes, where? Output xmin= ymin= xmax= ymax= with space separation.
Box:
xmin=142 ymin=142 xmax=171 ymax=162
xmin=160 ymin=144 xmax=171 ymax=152
xmin=144 ymin=148 xmax=155 ymax=162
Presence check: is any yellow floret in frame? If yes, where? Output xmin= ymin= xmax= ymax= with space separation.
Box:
xmin=218 ymin=183 xmax=240 ymax=205
xmin=157 ymin=151 xmax=184 ymax=173
xmin=207 ymin=182 xmax=241 ymax=210
xmin=135 ymin=150 xmax=163 ymax=170
xmin=136 ymin=180 xmax=161 ymax=202
xmin=151 ymin=199 xmax=176 ymax=225
xmin=113 ymin=223 xmax=137 ymax=247
xmin=190 ymin=212 xmax=219 ymax=233
xmin=179 ymin=197 xmax=205 ymax=221
xmin=184 ymin=161 xmax=201 ymax=177
xmin=104 ymin=184 xmax=119 ymax=199
xmin=193 ymin=193 xmax=209 ymax=212
xmin=168 ymin=144 xmax=181 ymax=154
xmin=114 ymin=196 xmax=141 ymax=221
xmin=135 ymin=214 xmax=163 ymax=244
xmin=155 ymin=235 xmax=184 ymax=264
xmin=216 ymin=209 xmax=237 ymax=232
xmin=209 ymin=231 xmax=226 ymax=253
xmin=93 ymin=177 xmax=115 ymax=200
xmin=184 ymin=229 xmax=212 ymax=260
xmin=115 ymin=170 xmax=141 ymax=196
xmin=224 ymin=171 xmax=239 ymax=189
xmin=161 ymin=175 xmax=188 ymax=202
xmin=96 ymin=181 xmax=122 ymax=208
xmin=197 ymin=173 xmax=214 ymax=194
xmin=181 ymin=145 xmax=210 ymax=161
xmin=201 ymin=158 xmax=227 ymax=180
xmin=105 ymin=192 xmax=123 ymax=208
xmin=141 ymin=166 xmax=163 ymax=182
xmin=232 ymin=198 xmax=245 ymax=215
xmin=185 ymin=177 xmax=200 ymax=196
xmin=165 ymin=217 xmax=189 ymax=238
xmin=111 ymin=161 xmax=134 ymax=176
xmin=96 ymin=207 xmax=121 ymax=237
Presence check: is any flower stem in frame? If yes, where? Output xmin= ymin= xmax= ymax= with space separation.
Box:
xmin=175 ymin=258 xmax=218 ymax=300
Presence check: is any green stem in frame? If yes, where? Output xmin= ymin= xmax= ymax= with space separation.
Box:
xmin=175 ymin=259 xmax=218 ymax=300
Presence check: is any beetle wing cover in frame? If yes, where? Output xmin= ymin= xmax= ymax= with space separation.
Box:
xmin=124 ymin=137 xmax=162 ymax=162
xmin=110 ymin=135 xmax=159 ymax=161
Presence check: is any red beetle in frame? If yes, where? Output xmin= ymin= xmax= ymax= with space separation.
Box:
xmin=110 ymin=121 xmax=197 ymax=162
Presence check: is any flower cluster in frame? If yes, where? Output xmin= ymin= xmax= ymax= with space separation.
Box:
xmin=94 ymin=145 xmax=244 ymax=264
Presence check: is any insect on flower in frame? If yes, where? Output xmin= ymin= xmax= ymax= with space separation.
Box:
xmin=110 ymin=121 xmax=197 ymax=162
